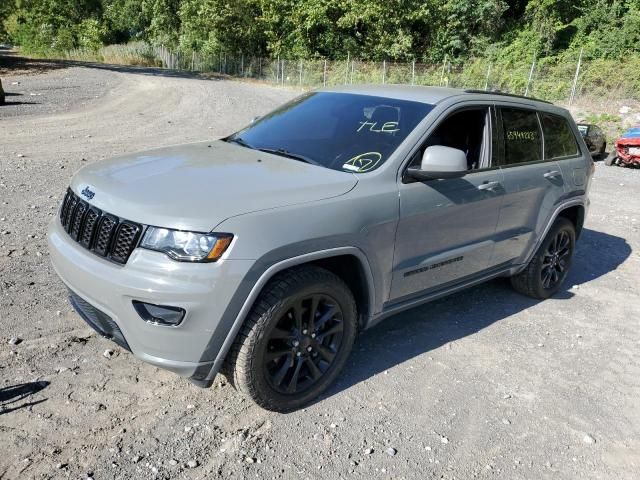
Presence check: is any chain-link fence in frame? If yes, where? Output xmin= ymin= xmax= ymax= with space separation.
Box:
xmin=58 ymin=43 xmax=638 ymax=107
xmin=153 ymin=46 xmax=640 ymax=106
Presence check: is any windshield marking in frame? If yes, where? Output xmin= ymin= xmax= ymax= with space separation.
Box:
xmin=342 ymin=152 xmax=383 ymax=173
xmin=356 ymin=121 xmax=400 ymax=134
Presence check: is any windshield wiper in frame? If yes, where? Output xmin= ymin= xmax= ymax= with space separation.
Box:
xmin=257 ymin=148 xmax=321 ymax=166
xmin=226 ymin=136 xmax=254 ymax=149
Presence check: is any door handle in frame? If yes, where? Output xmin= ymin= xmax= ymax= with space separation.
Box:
xmin=477 ymin=181 xmax=501 ymax=191
xmin=543 ymin=170 xmax=561 ymax=179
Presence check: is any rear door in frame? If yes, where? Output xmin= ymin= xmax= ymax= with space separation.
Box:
xmin=491 ymin=106 xmax=567 ymax=266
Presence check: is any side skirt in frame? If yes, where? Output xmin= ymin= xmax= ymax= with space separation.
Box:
xmin=368 ymin=263 xmax=514 ymax=329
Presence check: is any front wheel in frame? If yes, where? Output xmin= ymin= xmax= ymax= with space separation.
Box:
xmin=510 ymin=217 xmax=576 ymax=299
xmin=224 ymin=266 xmax=357 ymax=412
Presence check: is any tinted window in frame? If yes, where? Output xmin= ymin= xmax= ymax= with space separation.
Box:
xmin=411 ymin=108 xmax=493 ymax=170
xmin=500 ymin=108 xmax=542 ymax=165
xmin=541 ymin=113 xmax=579 ymax=159
xmin=229 ymin=92 xmax=433 ymax=173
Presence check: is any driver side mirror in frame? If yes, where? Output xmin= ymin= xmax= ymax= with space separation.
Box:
xmin=406 ymin=145 xmax=468 ymax=181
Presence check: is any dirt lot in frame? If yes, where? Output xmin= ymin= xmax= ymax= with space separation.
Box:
xmin=1 ymin=60 xmax=639 ymax=480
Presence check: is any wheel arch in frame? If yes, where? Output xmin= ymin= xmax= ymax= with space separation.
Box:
xmin=557 ymin=204 xmax=585 ymax=239
xmin=198 ymin=247 xmax=376 ymax=386
xmin=516 ymin=200 xmax=585 ymax=274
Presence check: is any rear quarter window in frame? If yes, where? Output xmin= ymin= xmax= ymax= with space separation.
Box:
xmin=500 ymin=108 xmax=543 ymax=165
xmin=540 ymin=113 xmax=579 ymax=159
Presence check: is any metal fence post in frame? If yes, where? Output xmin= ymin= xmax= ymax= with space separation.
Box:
xmin=241 ymin=54 xmax=244 ymax=77
xmin=570 ymin=47 xmax=584 ymax=105
xmin=411 ymin=60 xmax=415 ymax=85
xmin=344 ymin=52 xmax=350 ymax=84
xmin=350 ymin=60 xmax=354 ymax=84
xmin=323 ymin=59 xmax=327 ymax=86
xmin=484 ymin=62 xmax=492 ymax=90
xmin=299 ymin=59 xmax=303 ymax=86
xmin=440 ymin=55 xmax=447 ymax=86
xmin=524 ymin=57 xmax=536 ymax=96
xmin=446 ymin=61 xmax=451 ymax=87
xmin=382 ymin=60 xmax=386 ymax=84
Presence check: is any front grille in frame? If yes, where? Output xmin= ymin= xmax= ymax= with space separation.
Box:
xmin=59 ymin=189 xmax=142 ymax=265
xmin=68 ymin=291 xmax=131 ymax=351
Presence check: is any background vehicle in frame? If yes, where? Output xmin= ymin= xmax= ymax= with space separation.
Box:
xmin=49 ymin=86 xmax=593 ymax=411
xmin=605 ymin=126 xmax=640 ymax=167
xmin=577 ymin=123 xmax=607 ymax=158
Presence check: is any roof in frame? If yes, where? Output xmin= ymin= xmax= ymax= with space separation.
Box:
xmin=319 ymin=84 xmax=466 ymax=104
xmin=319 ymin=84 xmax=557 ymax=108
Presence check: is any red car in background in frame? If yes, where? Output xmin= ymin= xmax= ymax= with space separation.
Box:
xmin=605 ymin=127 xmax=640 ymax=167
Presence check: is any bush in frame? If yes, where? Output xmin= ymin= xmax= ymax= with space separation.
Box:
xmin=76 ymin=18 xmax=106 ymax=52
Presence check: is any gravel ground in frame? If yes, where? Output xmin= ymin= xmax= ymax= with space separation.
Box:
xmin=1 ymin=62 xmax=639 ymax=480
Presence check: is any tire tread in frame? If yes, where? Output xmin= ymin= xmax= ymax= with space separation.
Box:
xmin=222 ymin=265 xmax=356 ymax=411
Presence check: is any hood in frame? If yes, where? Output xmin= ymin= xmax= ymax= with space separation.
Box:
xmin=70 ymin=140 xmax=357 ymax=232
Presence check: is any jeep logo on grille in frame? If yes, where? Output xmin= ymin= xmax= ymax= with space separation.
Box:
xmin=81 ymin=186 xmax=95 ymax=200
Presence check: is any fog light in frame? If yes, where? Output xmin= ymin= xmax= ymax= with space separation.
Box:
xmin=133 ymin=301 xmax=185 ymax=326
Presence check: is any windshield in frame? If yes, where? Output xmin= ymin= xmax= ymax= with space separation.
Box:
xmin=228 ymin=92 xmax=433 ymax=173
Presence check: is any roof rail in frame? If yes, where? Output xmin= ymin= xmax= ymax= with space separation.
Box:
xmin=464 ymin=89 xmax=552 ymax=104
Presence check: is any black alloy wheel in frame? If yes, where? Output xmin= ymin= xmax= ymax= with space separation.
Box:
xmin=510 ymin=217 xmax=576 ymax=299
xmin=541 ymin=230 xmax=571 ymax=289
xmin=224 ymin=266 xmax=357 ymax=412
xmin=264 ymin=294 xmax=344 ymax=394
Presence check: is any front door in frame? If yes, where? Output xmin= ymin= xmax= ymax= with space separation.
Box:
xmin=389 ymin=106 xmax=504 ymax=302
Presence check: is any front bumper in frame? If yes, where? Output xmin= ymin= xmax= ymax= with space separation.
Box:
xmin=48 ymin=217 xmax=254 ymax=380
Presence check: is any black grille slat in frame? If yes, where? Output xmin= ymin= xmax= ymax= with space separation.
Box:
xmin=80 ymin=208 xmax=101 ymax=248
xmin=58 ymin=190 xmax=141 ymax=265
xmin=71 ymin=201 xmax=88 ymax=240
xmin=111 ymin=222 xmax=141 ymax=264
xmin=60 ymin=190 xmax=73 ymax=225
xmin=94 ymin=215 xmax=118 ymax=257
xmin=64 ymin=196 xmax=79 ymax=231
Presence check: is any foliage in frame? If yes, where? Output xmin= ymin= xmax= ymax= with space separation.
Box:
xmin=1 ymin=0 xmax=640 ymax=62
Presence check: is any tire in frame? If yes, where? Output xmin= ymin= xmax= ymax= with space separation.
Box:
xmin=223 ymin=265 xmax=357 ymax=412
xmin=510 ymin=217 xmax=576 ymax=300
xmin=599 ymin=142 xmax=607 ymax=158
xmin=604 ymin=151 xmax=617 ymax=166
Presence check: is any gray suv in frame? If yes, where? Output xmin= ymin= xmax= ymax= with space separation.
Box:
xmin=49 ymin=86 xmax=592 ymax=411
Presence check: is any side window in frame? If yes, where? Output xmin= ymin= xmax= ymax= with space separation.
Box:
xmin=410 ymin=107 xmax=493 ymax=170
xmin=540 ymin=113 xmax=579 ymax=159
xmin=500 ymin=108 xmax=542 ymax=165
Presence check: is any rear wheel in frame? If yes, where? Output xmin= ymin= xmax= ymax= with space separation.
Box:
xmin=510 ymin=217 xmax=576 ymax=299
xmin=224 ymin=266 xmax=357 ymax=412
xmin=599 ymin=142 xmax=607 ymax=158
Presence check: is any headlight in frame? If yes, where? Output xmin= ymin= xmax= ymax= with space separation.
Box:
xmin=140 ymin=227 xmax=233 ymax=262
